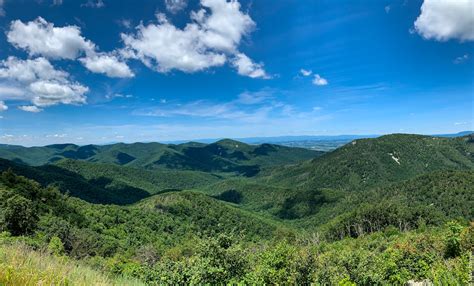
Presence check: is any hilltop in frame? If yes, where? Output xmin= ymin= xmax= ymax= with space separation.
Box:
xmin=261 ymin=133 xmax=474 ymax=190
xmin=0 ymin=139 xmax=322 ymax=176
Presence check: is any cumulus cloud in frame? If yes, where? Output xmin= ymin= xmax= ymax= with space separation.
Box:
xmin=0 ymin=57 xmax=68 ymax=82
xmin=7 ymin=17 xmax=95 ymax=59
xmin=385 ymin=5 xmax=391 ymax=13
xmin=18 ymin=105 xmax=42 ymax=113
xmin=0 ymin=57 xmax=88 ymax=109
xmin=29 ymin=80 xmax=88 ymax=107
xmin=232 ymin=53 xmax=269 ymax=79
xmin=122 ymin=0 xmax=268 ymax=78
xmin=0 ymin=101 xmax=7 ymax=111
xmin=165 ymin=0 xmax=187 ymax=13
xmin=7 ymin=18 xmax=132 ymax=78
xmin=312 ymin=74 xmax=328 ymax=86
xmin=0 ymin=85 xmax=25 ymax=99
xmin=300 ymin=69 xmax=312 ymax=76
xmin=79 ymin=54 xmax=134 ymax=78
xmin=122 ymin=15 xmax=226 ymax=73
xmin=414 ymin=0 xmax=474 ymax=41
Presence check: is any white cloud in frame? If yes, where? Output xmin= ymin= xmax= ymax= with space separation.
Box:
xmin=122 ymin=15 xmax=226 ymax=72
xmin=53 ymin=0 xmax=63 ymax=5
xmin=7 ymin=17 xmax=95 ymax=59
xmin=312 ymin=74 xmax=328 ymax=86
xmin=0 ymin=57 xmax=88 ymax=108
xmin=300 ymin=69 xmax=312 ymax=76
xmin=0 ymin=57 xmax=68 ymax=82
xmin=18 ymin=105 xmax=43 ymax=113
xmin=453 ymin=54 xmax=470 ymax=64
xmin=194 ymin=0 xmax=255 ymax=52
xmin=80 ymin=54 xmax=134 ymax=78
xmin=0 ymin=100 xmax=7 ymax=111
xmin=454 ymin=121 xmax=468 ymax=125
xmin=165 ymin=0 xmax=187 ymax=13
xmin=232 ymin=53 xmax=269 ymax=79
xmin=29 ymin=80 xmax=88 ymax=107
xmin=414 ymin=0 xmax=474 ymax=41
xmin=7 ymin=17 xmax=133 ymax=78
xmin=385 ymin=5 xmax=391 ymax=13
xmin=122 ymin=0 xmax=267 ymax=78
xmin=82 ymin=0 xmax=105 ymax=8
xmin=0 ymin=85 xmax=25 ymax=100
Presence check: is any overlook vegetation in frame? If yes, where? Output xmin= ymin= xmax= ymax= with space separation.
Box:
xmin=0 ymin=133 xmax=473 ymax=284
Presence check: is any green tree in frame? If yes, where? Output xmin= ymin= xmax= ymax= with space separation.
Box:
xmin=2 ymin=194 xmax=38 ymax=236
xmin=48 ymin=236 xmax=65 ymax=256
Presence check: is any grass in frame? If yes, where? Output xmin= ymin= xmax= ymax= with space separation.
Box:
xmin=0 ymin=241 xmax=145 ymax=286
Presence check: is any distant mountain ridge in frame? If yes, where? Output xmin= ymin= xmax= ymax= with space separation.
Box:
xmin=0 ymin=139 xmax=322 ymax=176
xmin=162 ymin=130 xmax=473 ymax=144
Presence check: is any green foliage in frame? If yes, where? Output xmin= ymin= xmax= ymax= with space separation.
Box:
xmin=0 ymin=134 xmax=473 ymax=284
xmin=0 ymin=139 xmax=321 ymax=175
xmin=263 ymin=134 xmax=474 ymax=191
xmin=48 ymin=236 xmax=65 ymax=256
xmin=445 ymin=221 xmax=464 ymax=258
xmin=0 ymin=194 xmax=38 ymax=236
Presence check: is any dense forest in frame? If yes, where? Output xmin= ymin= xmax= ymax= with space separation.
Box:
xmin=0 ymin=134 xmax=473 ymax=285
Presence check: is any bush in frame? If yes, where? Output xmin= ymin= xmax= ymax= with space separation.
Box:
xmin=48 ymin=236 xmax=65 ymax=256
xmin=2 ymin=194 xmax=38 ymax=236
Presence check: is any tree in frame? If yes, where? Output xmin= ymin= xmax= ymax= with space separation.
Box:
xmin=2 ymin=194 xmax=38 ymax=236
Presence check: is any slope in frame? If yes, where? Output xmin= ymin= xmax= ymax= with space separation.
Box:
xmin=0 ymin=158 xmax=222 ymax=204
xmin=261 ymin=134 xmax=474 ymax=190
xmin=0 ymin=140 xmax=322 ymax=176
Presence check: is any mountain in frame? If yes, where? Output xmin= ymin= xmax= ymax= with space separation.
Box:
xmin=261 ymin=133 xmax=474 ymax=190
xmin=192 ymin=134 xmax=474 ymax=223
xmin=1 ymin=133 xmax=473 ymax=285
xmin=0 ymin=139 xmax=322 ymax=176
xmin=0 ymin=158 xmax=222 ymax=205
xmin=0 ymin=171 xmax=290 ymax=259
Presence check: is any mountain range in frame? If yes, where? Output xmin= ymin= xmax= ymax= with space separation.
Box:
xmin=0 ymin=132 xmax=473 ymax=284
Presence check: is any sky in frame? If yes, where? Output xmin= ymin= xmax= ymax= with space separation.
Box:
xmin=0 ymin=0 xmax=472 ymax=146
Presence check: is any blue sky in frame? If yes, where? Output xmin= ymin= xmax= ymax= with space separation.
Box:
xmin=0 ymin=0 xmax=472 ymax=146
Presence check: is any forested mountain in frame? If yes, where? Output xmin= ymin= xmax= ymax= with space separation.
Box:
xmin=0 ymin=139 xmax=322 ymax=176
xmin=0 ymin=158 xmax=222 ymax=204
xmin=261 ymin=134 xmax=474 ymax=190
xmin=0 ymin=133 xmax=473 ymax=284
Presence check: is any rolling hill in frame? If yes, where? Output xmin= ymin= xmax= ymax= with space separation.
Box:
xmin=260 ymin=133 xmax=474 ymax=190
xmin=0 ymin=139 xmax=322 ymax=176
xmin=193 ymin=134 xmax=474 ymax=224
xmin=1 ymin=133 xmax=473 ymax=285
xmin=0 ymin=158 xmax=223 ymax=205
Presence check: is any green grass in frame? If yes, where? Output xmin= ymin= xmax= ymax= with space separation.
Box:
xmin=0 ymin=241 xmax=144 ymax=286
